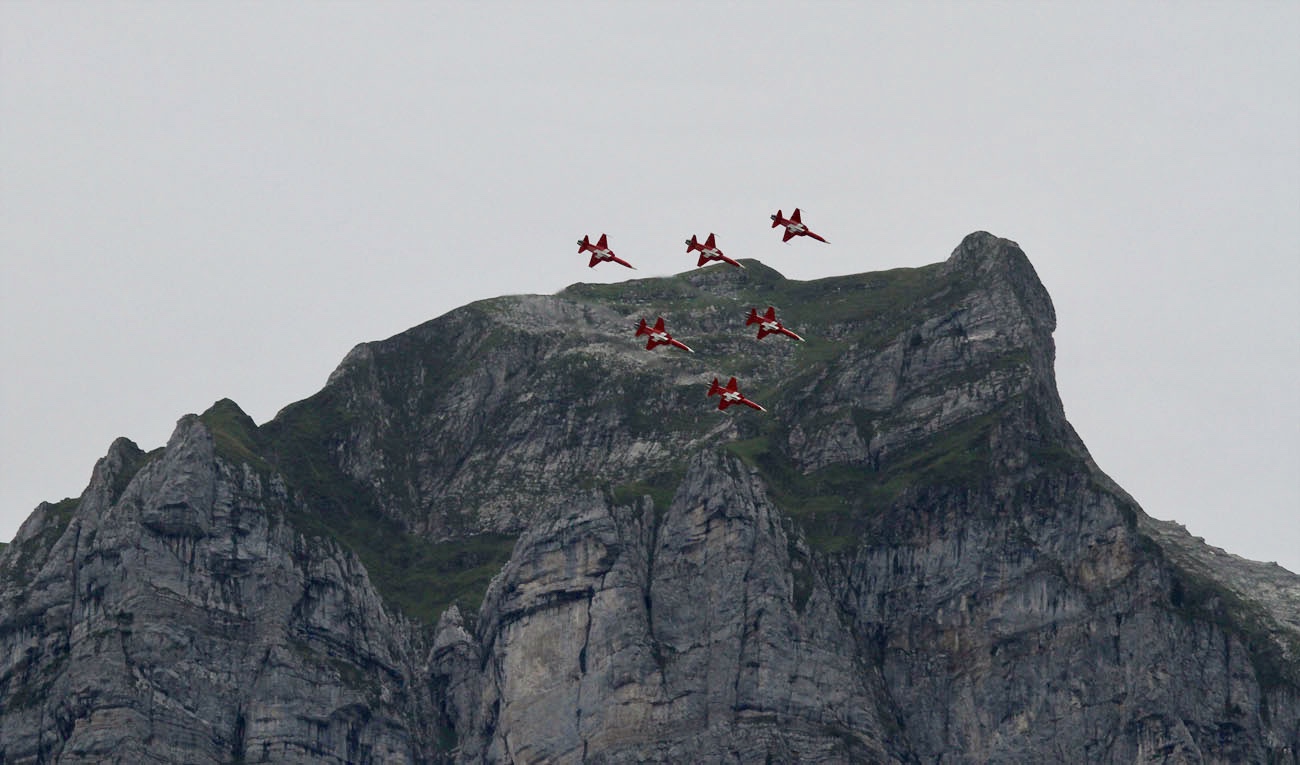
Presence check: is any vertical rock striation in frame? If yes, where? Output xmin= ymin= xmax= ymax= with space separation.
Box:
xmin=3 ymin=232 xmax=1296 ymax=763
xmin=451 ymin=452 xmax=908 ymax=763
xmin=1 ymin=414 xmax=432 ymax=763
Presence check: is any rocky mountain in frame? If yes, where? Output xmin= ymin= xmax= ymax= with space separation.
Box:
xmin=2 ymin=232 xmax=1296 ymax=763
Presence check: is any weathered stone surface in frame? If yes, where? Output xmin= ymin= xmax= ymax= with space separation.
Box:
xmin=1 ymin=415 xmax=431 ymax=763
xmin=3 ymin=232 xmax=1296 ymax=763
xmin=454 ymin=454 xmax=905 ymax=762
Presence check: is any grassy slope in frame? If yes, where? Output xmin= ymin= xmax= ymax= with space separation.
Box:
xmin=203 ymin=261 xmax=995 ymax=622
xmin=561 ymin=260 xmax=1027 ymax=553
xmin=15 ymin=255 xmax=1296 ymax=699
xmin=204 ymin=397 xmax=516 ymax=624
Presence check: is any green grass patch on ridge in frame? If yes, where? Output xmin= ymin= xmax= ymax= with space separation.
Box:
xmin=282 ymin=476 xmax=517 ymax=624
xmin=201 ymin=399 xmax=271 ymax=473
xmin=727 ymin=411 xmax=997 ymax=554
xmin=1165 ymin=554 xmax=1300 ymax=694
xmin=257 ymin=391 xmax=519 ymax=624
xmin=0 ymin=496 xmax=79 ymax=589
xmin=610 ymin=466 xmax=686 ymax=512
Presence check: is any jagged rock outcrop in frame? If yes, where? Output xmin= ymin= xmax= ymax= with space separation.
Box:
xmin=3 ymin=232 xmax=1297 ymax=763
xmin=447 ymin=452 xmax=906 ymax=763
xmin=1 ymin=415 xmax=432 ymax=763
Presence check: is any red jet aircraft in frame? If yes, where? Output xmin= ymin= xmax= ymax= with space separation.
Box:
xmin=707 ymin=376 xmax=767 ymax=412
xmin=685 ymin=233 xmax=744 ymax=269
xmin=577 ymin=234 xmax=635 ymax=269
xmin=636 ymin=317 xmax=694 ymax=353
xmin=745 ymin=306 xmax=805 ymax=342
xmin=770 ymin=208 xmax=828 ymax=243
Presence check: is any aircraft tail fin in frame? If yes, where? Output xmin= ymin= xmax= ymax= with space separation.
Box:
xmin=707 ymin=377 xmax=723 ymax=397
xmin=635 ymin=318 xmax=649 ymax=336
xmin=745 ymin=308 xmax=760 ymax=325
xmin=772 ymin=210 xmax=782 ymax=228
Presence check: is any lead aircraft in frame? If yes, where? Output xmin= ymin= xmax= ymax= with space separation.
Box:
xmin=745 ymin=306 xmax=805 ymax=342
xmin=770 ymin=208 xmax=828 ymax=243
xmin=707 ymin=376 xmax=766 ymax=412
xmin=685 ymin=233 xmax=744 ymax=269
xmin=636 ymin=317 xmax=694 ymax=353
xmin=577 ymin=234 xmax=635 ymax=269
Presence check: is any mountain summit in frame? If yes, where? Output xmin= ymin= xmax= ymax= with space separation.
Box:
xmin=2 ymin=232 xmax=1297 ymax=762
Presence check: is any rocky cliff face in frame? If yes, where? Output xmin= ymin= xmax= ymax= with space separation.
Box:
xmin=3 ymin=232 xmax=1297 ymax=763
xmin=0 ymin=417 xmax=433 ymax=763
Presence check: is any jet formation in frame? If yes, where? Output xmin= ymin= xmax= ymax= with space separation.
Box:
xmin=685 ymin=233 xmax=744 ymax=269
xmin=746 ymin=306 xmax=805 ymax=342
xmin=579 ymin=207 xmax=828 ymax=413
xmin=708 ymin=377 xmax=767 ymax=413
xmin=770 ymin=208 xmax=828 ymax=244
xmin=636 ymin=317 xmax=694 ymax=353
xmin=577 ymin=234 xmax=635 ymax=269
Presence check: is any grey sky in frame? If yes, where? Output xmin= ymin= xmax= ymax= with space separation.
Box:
xmin=3 ymin=2 xmax=1297 ymax=572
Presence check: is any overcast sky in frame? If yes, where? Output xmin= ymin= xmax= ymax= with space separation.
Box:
xmin=3 ymin=1 xmax=1297 ymax=572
